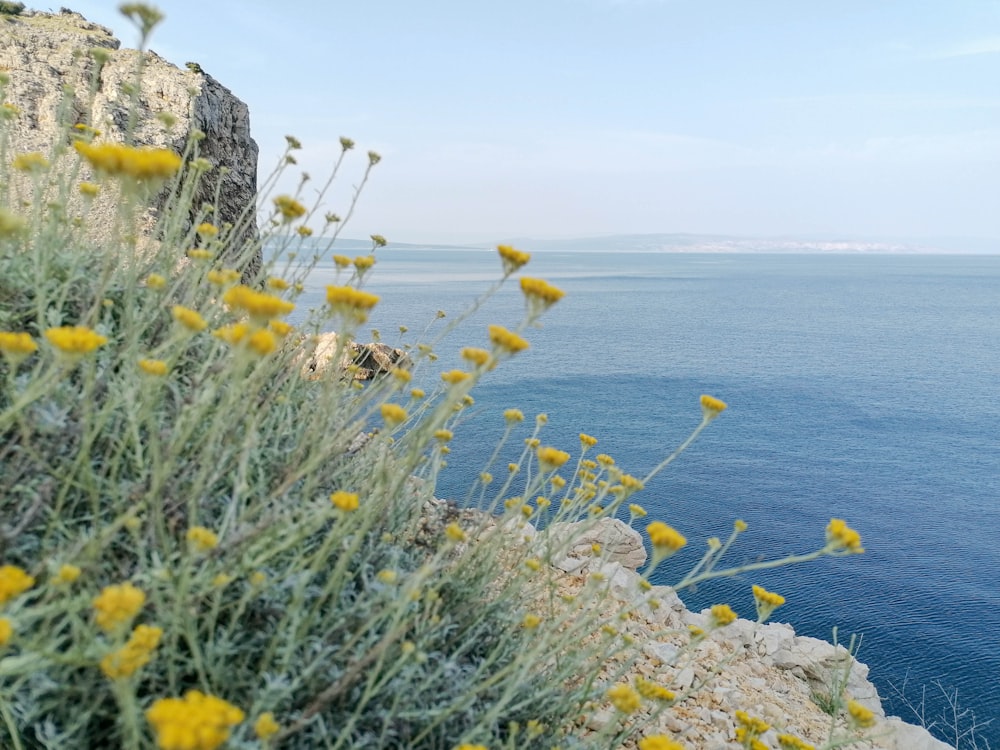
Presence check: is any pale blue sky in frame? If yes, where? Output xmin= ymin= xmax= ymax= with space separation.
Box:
xmin=70 ymin=1 xmax=999 ymax=245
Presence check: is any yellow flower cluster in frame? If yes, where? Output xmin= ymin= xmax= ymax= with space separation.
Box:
xmin=646 ymin=521 xmax=687 ymax=552
xmin=434 ymin=429 xmax=454 ymax=442
xmin=223 ymin=285 xmax=295 ymax=322
xmin=497 ymin=244 xmax=530 ymax=274
xmin=606 ymin=683 xmax=641 ymax=714
xmin=699 ymin=394 xmax=728 ymax=420
xmin=441 ymin=369 xmax=470 ymax=385
xmin=138 ymin=358 xmax=168 ymax=376
xmin=638 ymin=736 xmax=685 ymax=750
xmin=55 ymin=564 xmax=81 ymax=584
xmin=44 ymin=326 xmax=108 ymax=355
xmin=488 ymin=324 xmax=529 ymax=354
xmin=330 ymin=491 xmax=359 ymax=512
xmin=206 ymin=269 xmax=241 ymax=286
xmin=186 ymin=526 xmax=219 ymax=552
xmin=709 ymin=603 xmax=737 ymax=627
xmin=0 ymin=331 xmax=37 ymax=363
xmin=579 ymin=433 xmax=598 ymax=448
xmin=254 ymin=712 xmax=280 ymax=740
xmin=273 ymin=195 xmax=306 ymax=221
xmin=445 ymin=522 xmax=467 ymax=542
xmin=0 ymin=618 xmax=12 ymax=646
xmin=735 ymin=711 xmax=770 ymax=746
xmin=520 ymin=277 xmax=565 ymax=310
xmin=504 ymin=408 xmax=524 ymax=423
xmin=634 ymin=676 xmax=675 ymax=702
xmin=196 ymin=222 xmax=218 ymax=237
xmin=354 ymin=255 xmax=375 ymax=272
xmin=74 ymin=141 xmax=181 ymax=180
xmin=778 ymin=735 xmax=815 ymax=750
xmin=826 ymin=518 xmax=864 ymax=553
xmin=171 ymin=306 xmax=207 ymax=332
xmin=0 ymin=565 xmax=34 ymax=605
xmin=381 ymin=403 xmax=408 ymax=426
xmin=537 ymin=446 xmax=570 ymax=470
xmin=100 ymin=624 xmax=163 ymax=679
xmin=12 ymin=152 xmax=49 ymax=172
xmin=847 ymin=699 xmax=876 ymax=728
xmin=752 ymin=584 xmax=785 ymax=607
xmin=146 ymin=690 xmax=245 ymax=750
xmin=461 ymin=347 xmax=492 ymax=368
xmin=521 ymin=613 xmax=541 ymax=629
xmin=326 ymin=285 xmax=380 ymax=323
xmin=92 ymin=583 xmax=145 ymax=632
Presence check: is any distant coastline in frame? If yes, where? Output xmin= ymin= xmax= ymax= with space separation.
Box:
xmin=322 ymin=233 xmax=1000 ymax=255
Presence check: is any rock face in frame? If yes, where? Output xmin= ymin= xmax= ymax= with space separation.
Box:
xmin=0 ymin=8 xmax=260 ymax=275
xmin=301 ymin=332 xmax=411 ymax=381
xmin=523 ymin=517 xmax=954 ymax=749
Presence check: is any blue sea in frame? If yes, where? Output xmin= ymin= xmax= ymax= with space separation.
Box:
xmin=290 ymin=248 xmax=1000 ymax=743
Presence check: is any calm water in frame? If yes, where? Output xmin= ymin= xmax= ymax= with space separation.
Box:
xmin=291 ymin=249 xmax=1000 ymax=742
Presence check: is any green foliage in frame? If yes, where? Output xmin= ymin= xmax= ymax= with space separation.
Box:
xmin=0 ymin=2 xmax=25 ymax=17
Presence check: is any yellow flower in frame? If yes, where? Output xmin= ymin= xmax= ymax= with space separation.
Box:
xmin=138 ymin=358 xmax=168 ymax=376
xmin=254 ymin=712 xmax=280 ymax=740
xmin=709 ymin=603 xmax=737 ymax=627
xmin=521 ymin=613 xmax=542 ymax=629
xmin=524 ymin=557 xmax=541 ymax=572
xmin=79 ymin=181 xmax=101 ymax=197
xmin=145 ymin=273 xmax=167 ymax=289
xmin=354 ymin=255 xmax=375 ymax=272
xmin=619 ymin=474 xmax=644 ymax=492
xmin=461 ymin=347 xmax=492 ymax=367
xmin=100 ymin=624 xmax=163 ymax=679
xmin=44 ymin=326 xmax=108 ymax=356
xmin=537 ymin=446 xmax=570 ymax=470
xmin=93 ymin=583 xmax=145 ymax=632
xmin=646 ymin=521 xmax=686 ymax=553
xmin=520 ymin=276 xmax=565 ymax=311
xmin=146 ymin=690 xmax=245 ymax=750
xmin=75 ymin=141 xmax=181 ymax=181
xmin=579 ymin=433 xmax=598 ymax=448
xmin=434 ymin=429 xmax=454 ymax=442
xmin=445 ymin=522 xmax=467 ymax=542
xmin=699 ymin=394 xmax=728 ymax=421
xmin=735 ymin=710 xmax=770 ymax=735
xmin=504 ymin=408 xmax=524 ymax=423
xmin=247 ymin=329 xmax=278 ymax=356
xmin=488 ymin=324 xmax=529 ymax=354
xmin=171 ymin=306 xmax=207 ymax=332
xmin=273 ymin=194 xmax=306 ymax=221
xmin=370 ymin=234 xmax=388 ymax=247
xmin=377 ymin=569 xmax=398 ymax=584
xmin=0 ymin=208 xmax=27 ymax=236
xmin=454 ymin=745 xmax=488 ymax=750
xmin=55 ymin=564 xmax=82 ymax=584
xmin=597 ymin=453 xmax=615 ymax=466
xmin=326 ymin=285 xmax=380 ymax=322
xmin=0 ymin=618 xmax=12 ymax=646
xmin=206 ymin=269 xmax=241 ymax=286
xmin=213 ymin=323 xmax=248 ymax=346
xmin=332 ymin=254 xmax=352 ymax=268
xmin=628 ymin=503 xmax=647 ymax=518
xmin=223 ymin=285 xmax=294 ymax=322
xmin=196 ymin=222 xmax=218 ymax=237
xmin=0 ymin=565 xmax=34 ymax=605
xmin=297 ymin=225 xmax=313 ymax=237
xmin=266 ymin=277 xmax=290 ymax=291
xmin=410 ymin=388 xmax=426 ymax=399
xmin=212 ymin=573 xmax=234 ymax=588
xmin=752 ymin=584 xmax=785 ymax=622
xmin=0 ymin=331 xmax=37 ymax=364
xmin=826 ymin=518 xmax=864 ymax=553
xmin=497 ymin=244 xmax=530 ymax=274
xmin=269 ymin=320 xmax=293 ymax=337
xmin=638 ymin=736 xmax=685 ymax=750
xmin=249 ymin=571 xmax=267 ymax=587
xmin=13 ymin=152 xmax=50 ymax=172
xmin=606 ymin=684 xmax=641 ymax=714
xmin=734 ymin=518 xmax=748 ymax=532
xmin=187 ymin=248 xmax=213 ymax=261
xmin=441 ymin=369 xmax=470 ymax=385
xmin=381 ymin=403 xmax=408 ymax=426
xmin=847 ymin=700 xmax=876 ymax=728
xmin=778 ymin=735 xmax=815 ymax=750
xmin=330 ymin=490 xmax=360 ymax=512
xmin=186 ymin=526 xmax=218 ymax=552
xmin=634 ymin=676 xmax=676 ymax=702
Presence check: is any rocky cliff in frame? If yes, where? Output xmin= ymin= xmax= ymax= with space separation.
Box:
xmin=0 ymin=8 xmax=260 ymax=276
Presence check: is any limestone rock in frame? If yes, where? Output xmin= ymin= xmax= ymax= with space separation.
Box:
xmin=545 ymin=517 xmax=648 ymax=572
xmin=0 ymin=9 xmax=260 ymax=274
xmin=300 ymin=332 xmax=410 ymax=380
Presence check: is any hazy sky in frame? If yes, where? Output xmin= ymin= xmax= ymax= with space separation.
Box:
xmin=69 ymin=1 xmax=999 ymax=245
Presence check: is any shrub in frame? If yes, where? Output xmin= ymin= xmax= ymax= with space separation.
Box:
xmin=0 ymin=6 xmax=875 ymax=750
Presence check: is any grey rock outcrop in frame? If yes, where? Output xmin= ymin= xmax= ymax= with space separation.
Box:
xmin=301 ymin=332 xmax=411 ymax=381
xmin=0 ymin=8 xmax=260 ymax=275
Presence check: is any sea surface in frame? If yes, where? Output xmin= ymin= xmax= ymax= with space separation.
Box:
xmin=288 ymin=248 xmax=1000 ymax=743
